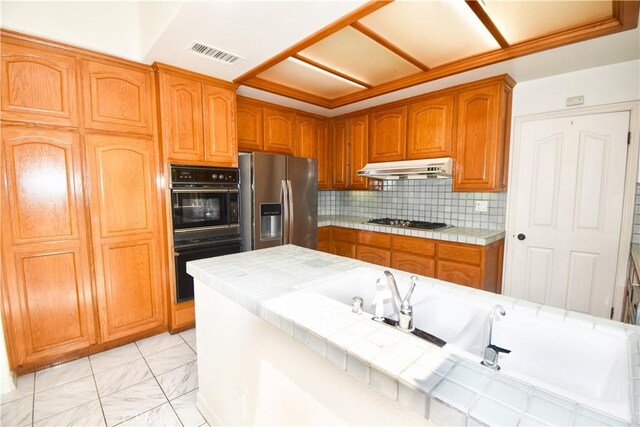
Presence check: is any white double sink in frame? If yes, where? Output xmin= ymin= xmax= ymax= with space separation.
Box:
xmin=309 ymin=266 xmax=631 ymax=421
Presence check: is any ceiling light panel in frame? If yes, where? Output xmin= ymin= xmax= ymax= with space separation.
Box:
xmin=359 ymin=0 xmax=500 ymax=68
xmin=257 ymin=57 xmax=364 ymax=99
xmin=298 ymin=26 xmax=422 ymax=86
xmin=481 ymin=0 xmax=613 ymax=45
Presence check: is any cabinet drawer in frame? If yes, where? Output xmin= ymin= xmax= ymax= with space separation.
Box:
xmin=358 ymin=230 xmax=391 ymax=248
xmin=333 ymin=241 xmax=355 ymax=258
xmin=438 ymin=242 xmax=482 ymax=265
xmin=317 ymin=240 xmax=332 ymax=254
xmin=391 ymin=252 xmax=435 ymax=277
xmin=436 ymin=261 xmax=481 ymax=288
xmin=391 ymin=235 xmax=436 ymax=257
xmin=333 ymin=227 xmax=356 ymax=243
xmin=317 ymin=226 xmax=332 ymax=241
xmin=356 ymin=245 xmax=391 ymax=267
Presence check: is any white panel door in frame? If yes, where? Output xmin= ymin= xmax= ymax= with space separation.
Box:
xmin=508 ymin=111 xmax=629 ymax=318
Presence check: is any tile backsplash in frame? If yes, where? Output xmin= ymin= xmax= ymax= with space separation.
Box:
xmin=319 ymin=179 xmax=507 ymax=230
xmin=633 ymin=184 xmax=640 ymax=244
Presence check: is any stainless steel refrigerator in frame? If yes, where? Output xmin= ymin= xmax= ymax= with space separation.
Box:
xmin=239 ymin=152 xmax=317 ymax=251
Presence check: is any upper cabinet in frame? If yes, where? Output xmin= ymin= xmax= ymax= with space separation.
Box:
xmin=237 ymin=100 xmax=263 ymax=151
xmin=369 ymin=106 xmax=407 ymax=162
xmin=81 ymin=60 xmax=154 ymax=135
xmin=155 ymin=63 xmax=237 ymax=166
xmin=263 ymin=107 xmax=294 ymax=155
xmin=348 ymin=114 xmax=369 ymax=190
xmin=407 ymin=94 xmax=454 ymax=159
xmin=294 ymin=114 xmax=317 ymax=159
xmin=316 ymin=119 xmax=331 ymax=190
xmin=453 ymin=77 xmax=514 ymax=192
xmin=332 ymin=118 xmax=348 ymax=190
xmin=1 ymin=43 xmax=79 ymax=126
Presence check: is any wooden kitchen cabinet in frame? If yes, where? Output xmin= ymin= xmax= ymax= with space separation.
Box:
xmin=1 ymin=128 xmax=97 ymax=368
xmin=332 ymin=226 xmax=356 ymax=258
xmin=317 ymin=227 xmax=332 ymax=253
xmin=295 ymin=114 xmax=317 ymax=158
xmin=203 ymin=83 xmax=237 ymax=166
xmin=331 ymin=118 xmax=348 ymax=189
xmin=369 ymin=106 xmax=407 ymax=162
xmin=407 ymin=94 xmax=454 ymax=159
xmin=392 ymin=252 xmax=436 ymax=277
xmin=85 ymin=133 xmax=166 ymax=342
xmin=237 ymin=100 xmax=263 ymax=151
xmin=356 ymin=245 xmax=391 ymax=267
xmin=316 ymin=118 xmax=332 ymax=189
xmin=81 ymin=59 xmax=154 ymax=135
xmin=348 ymin=114 xmax=369 ymax=190
xmin=264 ymin=107 xmax=294 ymax=155
xmin=437 ymin=260 xmax=482 ymax=288
xmin=156 ymin=64 xmax=237 ymax=165
xmin=453 ymin=77 xmax=514 ymax=191
xmin=1 ymin=42 xmax=79 ymax=126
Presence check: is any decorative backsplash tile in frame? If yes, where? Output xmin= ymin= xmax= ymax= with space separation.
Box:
xmin=633 ymin=184 xmax=640 ymax=245
xmin=318 ymin=179 xmax=507 ymax=230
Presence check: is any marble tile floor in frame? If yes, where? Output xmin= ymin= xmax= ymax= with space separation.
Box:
xmin=0 ymin=328 xmax=207 ymax=427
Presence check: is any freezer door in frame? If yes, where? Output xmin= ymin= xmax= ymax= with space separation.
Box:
xmin=286 ymin=156 xmax=318 ymax=249
xmin=240 ymin=152 xmax=286 ymax=250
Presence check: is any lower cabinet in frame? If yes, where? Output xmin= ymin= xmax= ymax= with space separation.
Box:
xmin=317 ymin=226 xmax=503 ymax=293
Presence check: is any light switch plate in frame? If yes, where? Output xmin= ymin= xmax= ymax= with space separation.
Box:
xmin=475 ymin=201 xmax=488 ymax=213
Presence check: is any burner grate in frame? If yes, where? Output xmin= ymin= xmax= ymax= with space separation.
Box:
xmin=367 ymin=218 xmax=448 ymax=230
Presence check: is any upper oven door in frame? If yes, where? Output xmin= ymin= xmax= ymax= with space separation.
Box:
xmin=171 ymin=188 xmax=230 ymax=230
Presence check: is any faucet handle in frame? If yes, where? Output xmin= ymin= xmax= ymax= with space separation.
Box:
xmin=401 ymin=276 xmax=418 ymax=309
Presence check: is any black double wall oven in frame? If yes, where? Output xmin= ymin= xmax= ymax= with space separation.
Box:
xmin=171 ymin=165 xmax=241 ymax=302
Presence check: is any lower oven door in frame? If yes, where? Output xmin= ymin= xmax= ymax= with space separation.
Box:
xmin=174 ymin=242 xmax=241 ymax=302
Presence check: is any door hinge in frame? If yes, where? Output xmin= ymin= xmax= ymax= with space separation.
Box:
xmin=610 ymin=306 xmax=615 ymax=319
xmin=628 ymin=132 xmax=631 ymax=145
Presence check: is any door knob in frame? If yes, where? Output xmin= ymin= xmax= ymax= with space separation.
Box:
xmin=517 ymin=233 xmax=526 ymax=241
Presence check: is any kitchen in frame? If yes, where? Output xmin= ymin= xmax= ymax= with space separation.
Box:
xmin=0 ymin=1 xmax=639 ymax=426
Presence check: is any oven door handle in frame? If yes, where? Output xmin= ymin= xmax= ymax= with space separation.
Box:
xmin=281 ymin=180 xmax=289 ymax=245
xmin=171 ymin=188 xmax=229 ymax=193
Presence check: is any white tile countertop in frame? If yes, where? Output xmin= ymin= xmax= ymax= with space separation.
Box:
xmin=318 ymin=215 xmax=505 ymax=246
xmin=188 ymin=245 xmax=640 ymax=426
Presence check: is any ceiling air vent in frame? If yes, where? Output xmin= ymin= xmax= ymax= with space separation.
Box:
xmin=187 ymin=41 xmax=243 ymax=65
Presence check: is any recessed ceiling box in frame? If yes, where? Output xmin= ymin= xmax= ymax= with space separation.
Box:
xmin=357 ymin=158 xmax=453 ymax=180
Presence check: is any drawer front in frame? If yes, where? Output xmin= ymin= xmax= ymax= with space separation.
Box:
xmin=317 ymin=240 xmax=332 ymax=254
xmin=356 ymin=245 xmax=391 ymax=267
xmin=438 ymin=242 xmax=482 ymax=265
xmin=333 ymin=227 xmax=356 ymax=243
xmin=436 ymin=260 xmax=481 ymax=288
xmin=392 ymin=235 xmax=436 ymax=257
xmin=391 ymin=252 xmax=435 ymax=278
xmin=357 ymin=230 xmax=392 ymax=248
xmin=333 ymin=241 xmax=356 ymax=258
xmin=317 ymin=226 xmax=332 ymax=241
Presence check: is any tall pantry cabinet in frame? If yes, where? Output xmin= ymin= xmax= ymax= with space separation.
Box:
xmin=0 ymin=31 xmax=167 ymax=372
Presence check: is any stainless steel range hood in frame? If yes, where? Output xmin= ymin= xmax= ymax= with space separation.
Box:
xmin=357 ymin=158 xmax=453 ymax=180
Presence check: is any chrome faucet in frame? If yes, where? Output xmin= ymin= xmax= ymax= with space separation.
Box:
xmin=384 ymin=271 xmax=417 ymax=332
xmin=481 ymin=305 xmax=510 ymax=370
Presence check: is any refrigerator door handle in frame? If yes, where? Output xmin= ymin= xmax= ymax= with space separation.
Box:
xmin=281 ymin=179 xmax=289 ymax=244
xmin=287 ymin=180 xmax=294 ymax=244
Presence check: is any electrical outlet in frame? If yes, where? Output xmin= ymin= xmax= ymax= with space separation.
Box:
xmin=566 ymin=95 xmax=584 ymax=106
xmin=474 ymin=201 xmax=488 ymax=213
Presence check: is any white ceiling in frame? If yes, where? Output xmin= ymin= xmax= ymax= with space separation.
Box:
xmin=2 ymin=0 xmax=638 ymax=117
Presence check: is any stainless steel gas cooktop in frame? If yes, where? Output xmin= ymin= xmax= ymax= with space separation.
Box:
xmin=366 ymin=218 xmax=448 ymax=230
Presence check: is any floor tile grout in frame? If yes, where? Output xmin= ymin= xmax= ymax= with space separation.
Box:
xmin=88 ymin=355 xmax=109 ymax=427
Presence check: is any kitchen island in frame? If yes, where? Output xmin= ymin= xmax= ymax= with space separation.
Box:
xmin=188 ymin=245 xmax=639 ymax=426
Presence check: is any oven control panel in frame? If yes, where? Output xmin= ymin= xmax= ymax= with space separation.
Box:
xmin=171 ymin=165 xmax=239 ymax=186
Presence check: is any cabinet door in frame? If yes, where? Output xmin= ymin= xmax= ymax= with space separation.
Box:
xmin=333 ymin=241 xmax=356 ymax=259
xmin=356 ymin=245 xmax=391 ymax=267
xmin=160 ymin=72 xmax=203 ymax=161
xmin=392 ymin=252 xmax=436 ymax=277
xmin=1 ymin=42 xmax=79 ymax=126
xmin=81 ymin=60 xmax=153 ymax=134
xmin=332 ymin=118 xmax=348 ymax=189
xmin=295 ymin=115 xmax=317 ymax=158
xmin=316 ymin=119 xmax=332 ymax=189
xmin=1 ymin=128 xmax=95 ymax=367
xmin=237 ymin=101 xmax=263 ymax=151
xmin=436 ymin=260 xmax=481 ymax=288
xmin=407 ymin=95 xmax=454 ymax=159
xmin=454 ymin=83 xmax=504 ymax=191
xmin=264 ymin=107 xmax=295 ymax=154
xmin=203 ymin=84 xmax=237 ymax=166
xmin=369 ymin=106 xmax=407 ymax=162
xmin=85 ymin=134 xmax=165 ymax=341
xmin=348 ymin=114 xmax=369 ymax=190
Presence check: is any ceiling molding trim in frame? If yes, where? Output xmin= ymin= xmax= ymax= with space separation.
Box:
xmin=242 ymin=77 xmax=334 ymax=108
xmin=613 ymin=0 xmax=640 ymax=30
xmin=349 ymin=21 xmax=430 ymax=72
xmin=464 ymin=0 xmax=510 ymax=48
xmin=233 ymin=0 xmax=393 ymax=84
xmin=292 ymin=54 xmax=372 ymax=88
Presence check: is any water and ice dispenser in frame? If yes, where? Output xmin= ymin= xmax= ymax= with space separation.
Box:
xmin=260 ymin=203 xmax=282 ymax=241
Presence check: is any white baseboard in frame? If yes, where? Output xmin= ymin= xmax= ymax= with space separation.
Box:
xmin=196 ymin=389 xmax=223 ymax=426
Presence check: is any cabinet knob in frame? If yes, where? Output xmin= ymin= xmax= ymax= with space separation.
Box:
xmin=517 ymin=233 xmax=526 ymax=241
